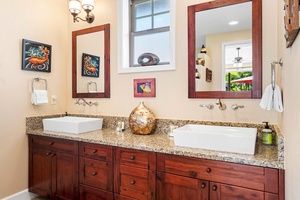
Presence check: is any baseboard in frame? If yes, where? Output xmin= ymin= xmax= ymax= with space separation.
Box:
xmin=2 ymin=189 xmax=38 ymax=200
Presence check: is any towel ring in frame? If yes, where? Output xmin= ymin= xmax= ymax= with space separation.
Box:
xmin=32 ymin=77 xmax=47 ymax=92
xmin=271 ymin=58 xmax=283 ymax=90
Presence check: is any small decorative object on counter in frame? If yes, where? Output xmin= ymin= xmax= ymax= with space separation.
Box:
xmin=262 ymin=122 xmax=273 ymax=145
xmin=129 ymin=102 xmax=156 ymax=135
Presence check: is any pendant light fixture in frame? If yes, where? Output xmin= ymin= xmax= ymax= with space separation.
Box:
xmin=233 ymin=47 xmax=243 ymax=67
xmin=69 ymin=0 xmax=95 ymax=23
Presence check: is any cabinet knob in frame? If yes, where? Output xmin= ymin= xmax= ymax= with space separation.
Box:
xmin=51 ymin=153 xmax=56 ymax=157
xmin=130 ymin=155 xmax=135 ymax=160
xmin=130 ymin=180 xmax=136 ymax=185
xmin=48 ymin=142 xmax=54 ymax=146
xmin=46 ymin=152 xmax=51 ymax=156
xmin=92 ymin=172 xmax=97 ymax=176
xmin=201 ymin=183 xmax=206 ymax=189
xmin=92 ymin=149 xmax=97 ymax=153
xmin=212 ymin=185 xmax=217 ymax=191
xmin=206 ymin=168 xmax=212 ymax=173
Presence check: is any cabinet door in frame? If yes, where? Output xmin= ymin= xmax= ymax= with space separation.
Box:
xmin=157 ymin=172 xmax=209 ymax=200
xmin=52 ymin=152 xmax=78 ymax=200
xmin=80 ymin=185 xmax=113 ymax=200
xmin=29 ymin=148 xmax=52 ymax=198
xmin=210 ymin=182 xmax=264 ymax=200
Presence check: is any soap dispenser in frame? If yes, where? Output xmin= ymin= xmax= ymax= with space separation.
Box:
xmin=262 ymin=122 xmax=272 ymax=145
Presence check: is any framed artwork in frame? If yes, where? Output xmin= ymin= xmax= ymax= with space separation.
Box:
xmin=22 ymin=39 xmax=52 ymax=72
xmin=134 ymin=78 xmax=156 ymax=97
xmin=283 ymin=0 xmax=299 ymax=48
xmin=206 ymin=68 xmax=212 ymax=82
xmin=82 ymin=53 xmax=100 ymax=77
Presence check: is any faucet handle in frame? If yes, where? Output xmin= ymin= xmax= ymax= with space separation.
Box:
xmin=231 ymin=104 xmax=244 ymax=110
xmin=199 ymin=104 xmax=214 ymax=109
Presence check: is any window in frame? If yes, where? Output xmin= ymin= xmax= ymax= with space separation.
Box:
xmin=118 ymin=0 xmax=175 ymax=73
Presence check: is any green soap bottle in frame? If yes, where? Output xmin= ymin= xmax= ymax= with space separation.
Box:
xmin=262 ymin=122 xmax=272 ymax=145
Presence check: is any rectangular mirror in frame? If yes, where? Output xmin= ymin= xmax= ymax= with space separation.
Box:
xmin=72 ymin=24 xmax=110 ymax=98
xmin=188 ymin=0 xmax=262 ymax=99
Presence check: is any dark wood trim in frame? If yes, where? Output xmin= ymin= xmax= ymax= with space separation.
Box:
xmin=279 ymin=169 xmax=285 ymax=200
xmin=188 ymin=0 xmax=262 ymax=99
xmin=72 ymin=24 xmax=111 ymax=98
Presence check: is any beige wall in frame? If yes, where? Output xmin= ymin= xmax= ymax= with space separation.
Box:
xmin=277 ymin=0 xmax=300 ymax=199
xmin=2 ymin=0 xmax=300 ymax=199
xmin=0 ymin=0 xmax=68 ymax=198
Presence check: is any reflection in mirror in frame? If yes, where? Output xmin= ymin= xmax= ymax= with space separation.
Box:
xmin=72 ymin=24 xmax=110 ymax=98
xmin=188 ymin=0 xmax=262 ymax=99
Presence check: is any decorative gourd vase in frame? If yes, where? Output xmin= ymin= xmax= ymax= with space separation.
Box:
xmin=129 ymin=102 xmax=156 ymax=135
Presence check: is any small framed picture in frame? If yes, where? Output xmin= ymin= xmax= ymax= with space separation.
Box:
xmin=134 ymin=78 xmax=156 ymax=97
xmin=22 ymin=39 xmax=52 ymax=72
xmin=82 ymin=53 xmax=100 ymax=77
xmin=206 ymin=68 xmax=212 ymax=82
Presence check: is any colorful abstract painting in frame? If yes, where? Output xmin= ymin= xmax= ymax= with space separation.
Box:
xmin=82 ymin=53 xmax=100 ymax=77
xmin=22 ymin=39 xmax=51 ymax=72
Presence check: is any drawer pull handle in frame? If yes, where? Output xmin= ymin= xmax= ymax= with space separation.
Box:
xmin=206 ymin=168 xmax=211 ymax=173
xmin=92 ymin=172 xmax=97 ymax=176
xmin=201 ymin=183 xmax=206 ymax=189
xmin=130 ymin=155 xmax=135 ymax=160
xmin=92 ymin=149 xmax=97 ymax=153
xmin=51 ymin=153 xmax=56 ymax=157
xmin=130 ymin=180 xmax=135 ymax=185
xmin=49 ymin=142 xmax=54 ymax=146
xmin=212 ymin=185 xmax=217 ymax=191
xmin=46 ymin=152 xmax=51 ymax=156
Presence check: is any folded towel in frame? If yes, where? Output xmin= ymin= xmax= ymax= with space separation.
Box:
xmin=273 ymin=85 xmax=283 ymax=112
xmin=31 ymin=90 xmax=48 ymax=105
xmin=259 ymin=84 xmax=283 ymax=112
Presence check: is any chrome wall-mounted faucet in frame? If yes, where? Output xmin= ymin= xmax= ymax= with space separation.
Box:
xmin=75 ymin=98 xmax=98 ymax=106
xmin=216 ymin=99 xmax=226 ymax=110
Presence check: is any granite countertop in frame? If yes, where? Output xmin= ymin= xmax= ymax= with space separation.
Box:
xmin=26 ymin=124 xmax=284 ymax=169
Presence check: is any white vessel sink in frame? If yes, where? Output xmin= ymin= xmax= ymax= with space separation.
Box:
xmin=43 ymin=116 xmax=103 ymax=134
xmin=173 ymin=124 xmax=257 ymax=155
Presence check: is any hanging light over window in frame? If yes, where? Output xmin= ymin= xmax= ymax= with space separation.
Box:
xmin=69 ymin=0 xmax=95 ymax=23
xmin=233 ymin=47 xmax=243 ymax=67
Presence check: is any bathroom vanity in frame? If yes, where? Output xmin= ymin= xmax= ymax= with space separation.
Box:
xmin=27 ymin=115 xmax=284 ymax=200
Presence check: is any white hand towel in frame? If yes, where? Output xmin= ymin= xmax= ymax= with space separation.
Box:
xmin=259 ymin=84 xmax=283 ymax=112
xmin=273 ymin=85 xmax=284 ymax=112
xmin=259 ymin=84 xmax=273 ymax=110
xmin=31 ymin=90 xmax=48 ymax=105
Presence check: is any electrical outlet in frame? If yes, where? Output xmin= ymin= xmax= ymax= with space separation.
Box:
xmin=51 ymin=95 xmax=57 ymax=105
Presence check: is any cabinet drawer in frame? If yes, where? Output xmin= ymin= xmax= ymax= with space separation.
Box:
xmin=157 ymin=153 xmax=279 ymax=194
xmin=80 ymin=185 xmax=113 ymax=200
xmin=120 ymin=165 xmax=149 ymax=192
xmin=115 ymin=147 xmax=156 ymax=170
xmin=79 ymin=142 xmax=113 ymax=162
xmin=29 ymin=135 xmax=78 ymax=154
xmin=79 ymin=157 xmax=113 ymax=191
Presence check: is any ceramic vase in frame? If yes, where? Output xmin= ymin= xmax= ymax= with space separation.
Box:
xmin=129 ymin=102 xmax=156 ymax=135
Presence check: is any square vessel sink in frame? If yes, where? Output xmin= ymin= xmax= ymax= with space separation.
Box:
xmin=173 ymin=124 xmax=257 ymax=155
xmin=43 ymin=116 xmax=103 ymax=134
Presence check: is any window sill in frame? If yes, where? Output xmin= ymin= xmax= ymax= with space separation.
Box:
xmin=118 ymin=64 xmax=175 ymax=74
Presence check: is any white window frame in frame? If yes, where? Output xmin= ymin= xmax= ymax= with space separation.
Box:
xmin=118 ymin=0 xmax=176 ymax=73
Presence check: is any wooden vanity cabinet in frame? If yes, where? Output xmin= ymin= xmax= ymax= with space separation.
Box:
xmin=114 ymin=147 xmax=156 ymax=200
xmin=79 ymin=142 xmax=114 ymax=200
xmin=28 ymin=135 xmax=79 ymax=200
xmin=157 ymin=153 xmax=284 ymax=200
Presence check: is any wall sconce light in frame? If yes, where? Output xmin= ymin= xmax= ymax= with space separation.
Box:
xmin=69 ymin=0 xmax=95 ymax=23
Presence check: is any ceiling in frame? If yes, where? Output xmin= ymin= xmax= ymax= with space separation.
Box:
xmin=196 ymin=1 xmax=252 ymax=49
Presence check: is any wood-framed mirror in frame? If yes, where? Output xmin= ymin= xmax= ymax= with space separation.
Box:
xmin=72 ymin=24 xmax=110 ymax=98
xmin=188 ymin=0 xmax=262 ymax=99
